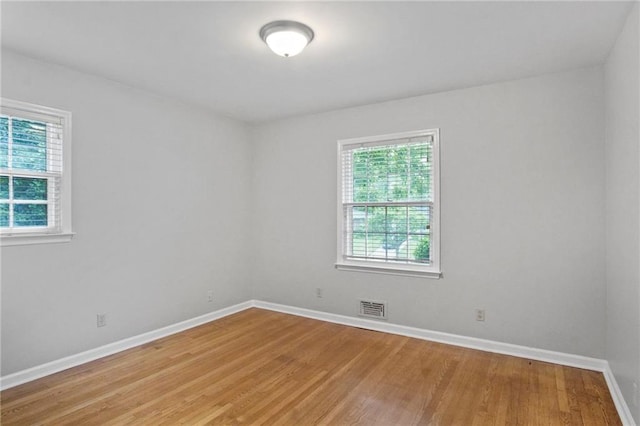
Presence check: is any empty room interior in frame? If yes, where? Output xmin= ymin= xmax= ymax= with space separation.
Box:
xmin=0 ymin=1 xmax=639 ymax=424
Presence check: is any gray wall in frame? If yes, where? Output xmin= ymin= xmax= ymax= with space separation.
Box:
xmin=0 ymin=50 xmax=253 ymax=375
xmin=605 ymin=3 xmax=640 ymax=422
xmin=250 ymin=67 xmax=606 ymax=358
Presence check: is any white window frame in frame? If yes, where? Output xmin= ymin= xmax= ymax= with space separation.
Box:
xmin=0 ymin=98 xmax=73 ymax=246
xmin=336 ymin=129 xmax=441 ymax=278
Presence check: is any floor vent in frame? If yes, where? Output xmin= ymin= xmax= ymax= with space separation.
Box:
xmin=358 ymin=300 xmax=387 ymax=320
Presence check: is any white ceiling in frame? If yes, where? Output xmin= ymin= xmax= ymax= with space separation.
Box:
xmin=1 ymin=1 xmax=634 ymax=123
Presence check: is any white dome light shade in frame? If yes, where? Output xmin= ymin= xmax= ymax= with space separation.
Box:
xmin=265 ymin=31 xmax=309 ymax=57
xmin=260 ymin=21 xmax=314 ymax=57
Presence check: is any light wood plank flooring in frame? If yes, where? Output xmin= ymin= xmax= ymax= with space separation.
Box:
xmin=1 ymin=308 xmax=620 ymax=425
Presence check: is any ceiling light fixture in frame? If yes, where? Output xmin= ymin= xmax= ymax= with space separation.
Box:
xmin=259 ymin=20 xmax=314 ymax=58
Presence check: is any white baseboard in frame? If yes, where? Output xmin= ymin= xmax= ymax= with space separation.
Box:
xmin=1 ymin=299 xmax=634 ymax=425
xmin=0 ymin=301 xmax=253 ymax=391
xmin=254 ymin=300 xmax=607 ymax=370
xmin=603 ymin=364 xmax=637 ymax=426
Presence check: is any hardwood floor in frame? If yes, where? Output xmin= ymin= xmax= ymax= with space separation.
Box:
xmin=1 ymin=308 xmax=620 ymax=425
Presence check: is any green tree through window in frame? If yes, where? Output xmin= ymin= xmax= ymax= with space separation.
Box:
xmin=0 ymin=116 xmax=51 ymax=229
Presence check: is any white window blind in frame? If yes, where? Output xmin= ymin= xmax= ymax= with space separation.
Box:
xmin=1 ymin=99 xmax=70 ymax=239
xmin=337 ymin=129 xmax=440 ymax=277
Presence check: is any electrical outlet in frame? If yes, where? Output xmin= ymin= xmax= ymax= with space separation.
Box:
xmin=207 ymin=290 xmax=214 ymax=302
xmin=97 ymin=313 xmax=107 ymax=328
xmin=475 ymin=309 xmax=485 ymax=322
xmin=315 ymin=288 xmax=323 ymax=298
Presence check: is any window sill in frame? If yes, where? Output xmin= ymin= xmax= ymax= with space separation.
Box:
xmin=1 ymin=232 xmax=75 ymax=247
xmin=335 ymin=262 xmax=441 ymax=279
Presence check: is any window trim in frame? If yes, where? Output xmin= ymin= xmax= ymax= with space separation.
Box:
xmin=335 ymin=129 xmax=441 ymax=278
xmin=0 ymin=98 xmax=73 ymax=246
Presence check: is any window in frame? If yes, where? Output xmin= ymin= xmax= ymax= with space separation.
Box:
xmin=337 ymin=129 xmax=440 ymax=277
xmin=0 ymin=99 xmax=73 ymax=246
